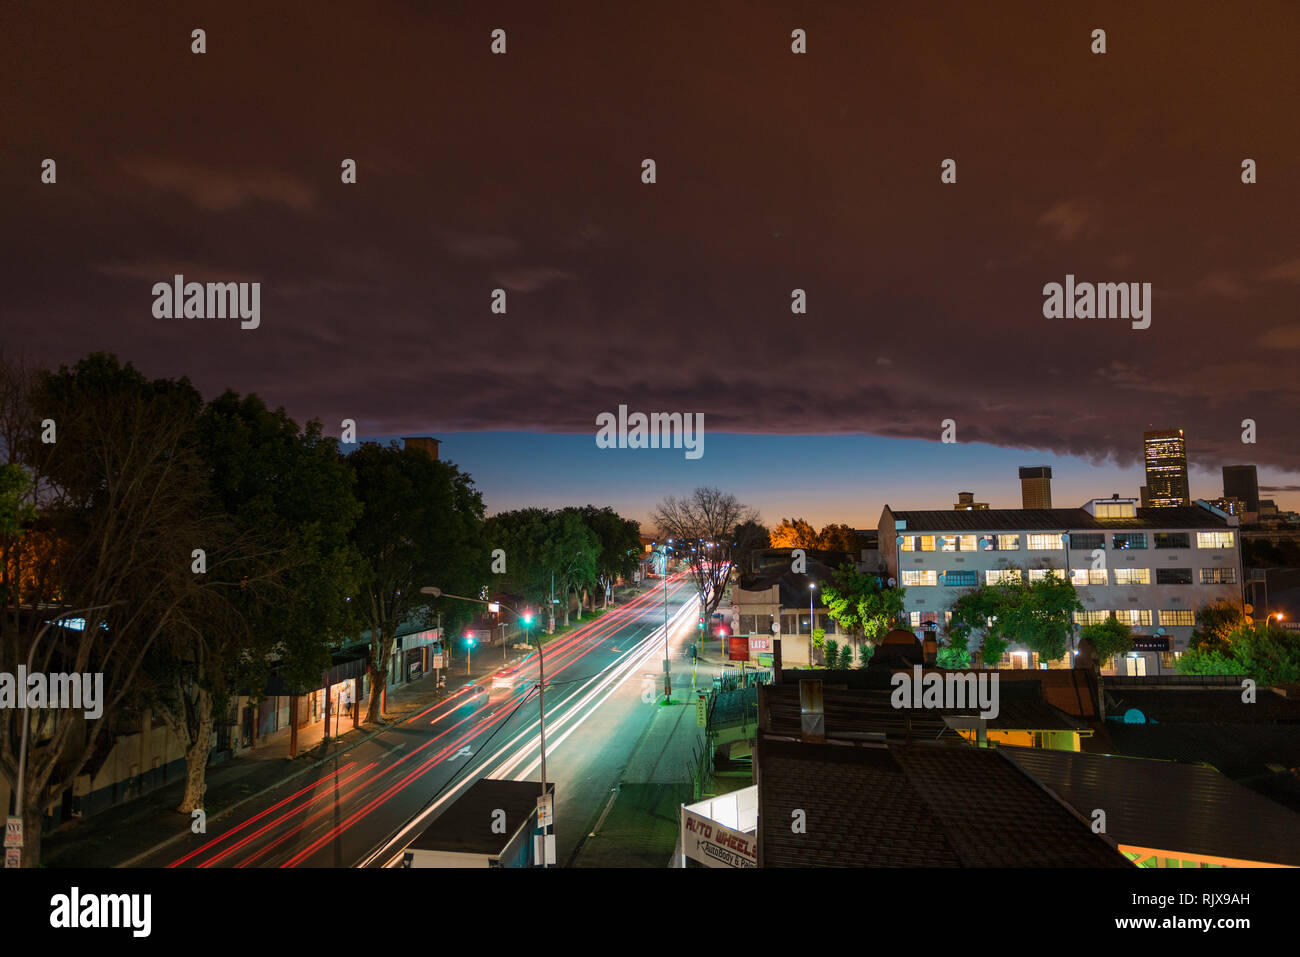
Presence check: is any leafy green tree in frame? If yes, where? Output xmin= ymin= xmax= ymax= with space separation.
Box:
xmin=1078 ymin=617 xmax=1134 ymax=669
xmin=946 ymin=568 xmax=1083 ymax=666
xmin=821 ymin=562 xmax=906 ymax=662
xmin=553 ymin=508 xmax=600 ymax=625
xmin=579 ymin=505 xmax=641 ymax=607
xmin=1191 ymin=600 xmax=1246 ymax=653
xmin=823 ymin=637 xmax=839 ymax=669
xmin=1175 ymin=647 xmax=1243 ymax=676
xmin=1185 ymin=623 xmax=1300 ymax=685
xmin=936 ymin=645 xmax=971 ymax=668
xmin=348 ymin=442 xmax=485 ymax=723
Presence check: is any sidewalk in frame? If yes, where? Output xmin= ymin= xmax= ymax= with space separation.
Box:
xmin=568 ymin=641 xmax=729 ymax=868
xmin=39 ymin=648 xmax=532 ymax=869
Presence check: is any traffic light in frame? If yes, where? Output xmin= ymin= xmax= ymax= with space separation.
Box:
xmin=698 ymin=617 xmax=705 ymax=630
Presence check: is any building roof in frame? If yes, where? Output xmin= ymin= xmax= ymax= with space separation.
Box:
xmin=1096 ymin=723 xmax=1300 ymax=780
xmin=1103 ymin=684 xmax=1300 ymax=724
xmin=407 ymin=779 xmax=552 ymax=856
xmin=885 ymin=505 xmax=1231 ymax=533
xmin=736 ymin=564 xmax=841 ymax=607
xmin=1002 ymin=746 xmax=1300 ymax=867
xmin=757 ymin=738 xmax=1129 ymax=867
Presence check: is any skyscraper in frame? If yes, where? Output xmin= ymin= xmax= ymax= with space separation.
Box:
xmin=1142 ymin=429 xmax=1190 ymax=507
xmin=1222 ymin=464 xmax=1260 ymax=513
xmin=1018 ymin=466 xmax=1052 ymax=509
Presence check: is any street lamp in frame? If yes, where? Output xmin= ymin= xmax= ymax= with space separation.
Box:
xmin=655 ymin=543 xmax=672 ymax=701
xmin=809 ymin=581 xmax=817 ymax=665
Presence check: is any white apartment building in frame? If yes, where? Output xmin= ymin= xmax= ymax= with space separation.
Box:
xmin=877 ymin=498 xmax=1244 ymax=675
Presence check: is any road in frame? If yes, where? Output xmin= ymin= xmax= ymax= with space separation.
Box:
xmin=148 ymin=574 xmax=701 ymax=868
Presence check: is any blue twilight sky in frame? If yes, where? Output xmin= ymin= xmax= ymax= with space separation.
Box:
xmin=366 ymin=432 xmax=1297 ymax=531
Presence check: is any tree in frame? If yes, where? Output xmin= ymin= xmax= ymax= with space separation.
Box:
xmin=816 ymin=523 xmax=860 ymax=554
xmin=946 ymin=568 xmax=1083 ymax=666
xmin=1 ymin=354 xmax=218 ymax=866
xmin=652 ymin=487 xmax=762 ymax=618
xmin=1178 ymin=623 xmax=1300 ymax=685
xmin=731 ymin=519 xmax=770 ymax=574
xmin=347 ymin=443 xmax=485 ymax=724
xmin=142 ymin=391 xmax=363 ymax=810
xmin=1191 ymin=600 xmax=1246 ymax=653
xmin=1078 ymin=617 xmax=1134 ymax=668
xmin=820 ymin=562 xmax=906 ymax=662
xmin=578 ymin=505 xmax=641 ymax=608
xmin=552 ymin=508 xmax=600 ymax=626
xmin=770 ymin=517 xmax=818 ymax=549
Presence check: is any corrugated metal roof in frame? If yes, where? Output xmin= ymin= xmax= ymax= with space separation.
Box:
xmin=1002 ymin=746 xmax=1300 ymax=866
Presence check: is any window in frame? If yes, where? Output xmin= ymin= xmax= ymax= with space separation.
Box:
xmin=1113 ymin=609 xmax=1153 ymax=626
xmin=1094 ymin=502 xmax=1136 ymax=519
xmin=1199 ymin=567 xmax=1238 ymax=585
xmin=739 ymin=614 xmax=758 ymax=635
xmin=908 ymin=611 xmax=940 ymax=628
xmin=902 ymin=570 xmax=938 ymax=586
xmin=781 ymin=613 xmax=799 ymax=635
xmin=1154 ymin=532 xmax=1190 ymax=549
xmin=943 ymin=570 xmax=977 ymax=587
xmin=1071 ymin=568 xmax=1108 ymax=586
xmin=1112 ymin=533 xmax=1147 ymax=550
xmin=918 ymin=536 xmax=936 ymax=552
xmin=940 ymin=535 xmax=958 ymax=552
xmin=986 ymin=569 xmax=1023 ymax=585
xmin=1074 ymin=610 xmax=1112 ymax=625
xmin=1029 ymin=568 xmax=1064 ymax=582
xmin=900 ymin=536 xmax=914 ymax=551
xmin=1159 ymin=609 xmax=1195 ymax=627
xmin=1113 ymin=568 xmax=1151 ymax=586
xmin=1070 ymin=533 xmax=1105 ymax=551
xmin=1156 ymin=568 xmax=1193 ymax=585
xmin=997 ymin=534 xmax=1020 ymax=550
xmin=958 ymin=535 xmax=977 ymax=551
xmin=1028 ymin=534 xmax=1065 ymax=550
xmin=1197 ymin=531 xmax=1235 ymax=549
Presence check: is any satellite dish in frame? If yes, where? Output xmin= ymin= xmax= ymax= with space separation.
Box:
xmin=887 ymin=577 xmax=897 ymax=587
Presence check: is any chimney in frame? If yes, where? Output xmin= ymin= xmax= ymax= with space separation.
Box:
xmin=403 ymin=436 xmax=441 ymax=459
xmin=799 ymin=679 xmax=825 ymax=744
xmin=957 ymin=492 xmax=974 ymax=506
xmin=1019 ymin=466 xmax=1053 ymax=509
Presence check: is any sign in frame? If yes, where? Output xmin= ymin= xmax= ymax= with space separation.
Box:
xmin=727 ymin=636 xmax=750 ymax=661
xmin=536 ymin=794 xmax=553 ymax=828
xmin=4 ymin=847 xmax=18 ymax=869
xmin=1131 ymin=636 xmax=1170 ymax=652
xmin=696 ymin=694 xmax=707 ymax=727
xmin=4 ymin=817 xmax=21 ymax=849
xmin=681 ymin=806 xmax=756 ymax=868
xmin=749 ymin=638 xmax=770 ymax=652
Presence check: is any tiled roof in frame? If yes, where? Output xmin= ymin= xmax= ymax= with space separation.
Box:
xmin=1097 ymin=723 xmax=1300 ymax=779
xmin=1004 ymin=747 xmax=1300 ymax=866
xmin=886 ymin=505 xmax=1232 ymax=533
xmin=757 ymin=738 xmax=1129 ymax=867
xmin=1103 ymin=686 xmax=1300 ymax=724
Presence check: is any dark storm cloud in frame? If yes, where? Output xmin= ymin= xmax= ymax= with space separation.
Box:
xmin=3 ymin=0 xmax=1298 ymax=476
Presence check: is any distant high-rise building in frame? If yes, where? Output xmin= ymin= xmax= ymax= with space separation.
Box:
xmin=1018 ymin=466 xmax=1052 ymax=509
xmin=953 ymin=491 xmax=989 ymax=510
xmin=1142 ymin=429 xmax=1189 ymax=507
xmin=1222 ymin=465 xmax=1259 ymax=513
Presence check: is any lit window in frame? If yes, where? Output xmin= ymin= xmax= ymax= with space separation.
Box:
xmin=902 ymin=570 xmax=938 ymax=586
xmin=1159 ymin=610 xmax=1195 ymax=627
xmin=1113 ymin=568 xmax=1150 ymax=585
xmin=997 ymin=534 xmax=1020 ymax=550
xmin=1113 ymin=609 xmax=1153 ymax=626
xmin=985 ymin=569 xmax=1023 ymax=585
xmin=940 ymin=535 xmax=958 ymax=552
xmin=1073 ymin=610 xmax=1111 ymax=625
xmin=1071 ymin=568 xmax=1108 ymax=586
xmin=900 ymin=536 xmax=914 ymax=552
xmin=918 ymin=536 xmax=936 ymax=552
xmin=1095 ymin=502 xmax=1136 ymax=519
xmin=1199 ymin=567 xmax=1237 ymax=585
xmin=1028 ymin=534 xmax=1064 ymax=550
xmin=1196 ymin=531 xmax=1235 ymax=549
xmin=958 ymin=535 xmax=977 ymax=551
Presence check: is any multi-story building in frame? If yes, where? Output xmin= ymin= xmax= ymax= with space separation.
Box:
xmin=1222 ymin=464 xmax=1260 ymax=513
xmin=1019 ymin=466 xmax=1053 ymax=509
xmin=1142 ymin=429 xmax=1190 ymax=507
xmin=878 ymin=497 xmax=1243 ymax=675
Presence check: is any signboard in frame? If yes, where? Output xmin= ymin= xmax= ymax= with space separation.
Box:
xmin=727 ymin=636 xmax=750 ymax=661
xmin=749 ymin=638 xmax=770 ymax=652
xmin=696 ymin=694 xmax=707 ymax=727
xmin=1131 ymin=636 xmax=1170 ymax=652
xmin=4 ymin=817 xmax=21 ymax=849
xmin=756 ymin=654 xmax=774 ymax=668
xmin=4 ymin=847 xmax=19 ymax=869
xmin=681 ymin=806 xmax=757 ymax=868
xmin=536 ymin=794 xmax=553 ymax=828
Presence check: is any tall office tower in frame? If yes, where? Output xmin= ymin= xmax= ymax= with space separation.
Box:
xmin=1143 ymin=429 xmax=1190 ymax=507
xmin=1018 ymin=466 xmax=1053 ymax=509
xmin=1222 ymin=464 xmax=1260 ymax=513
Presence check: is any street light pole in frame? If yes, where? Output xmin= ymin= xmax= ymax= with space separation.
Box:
xmin=809 ymin=582 xmax=816 ymax=665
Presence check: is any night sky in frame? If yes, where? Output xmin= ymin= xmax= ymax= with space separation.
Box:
xmin=5 ymin=1 xmax=1298 ymax=527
